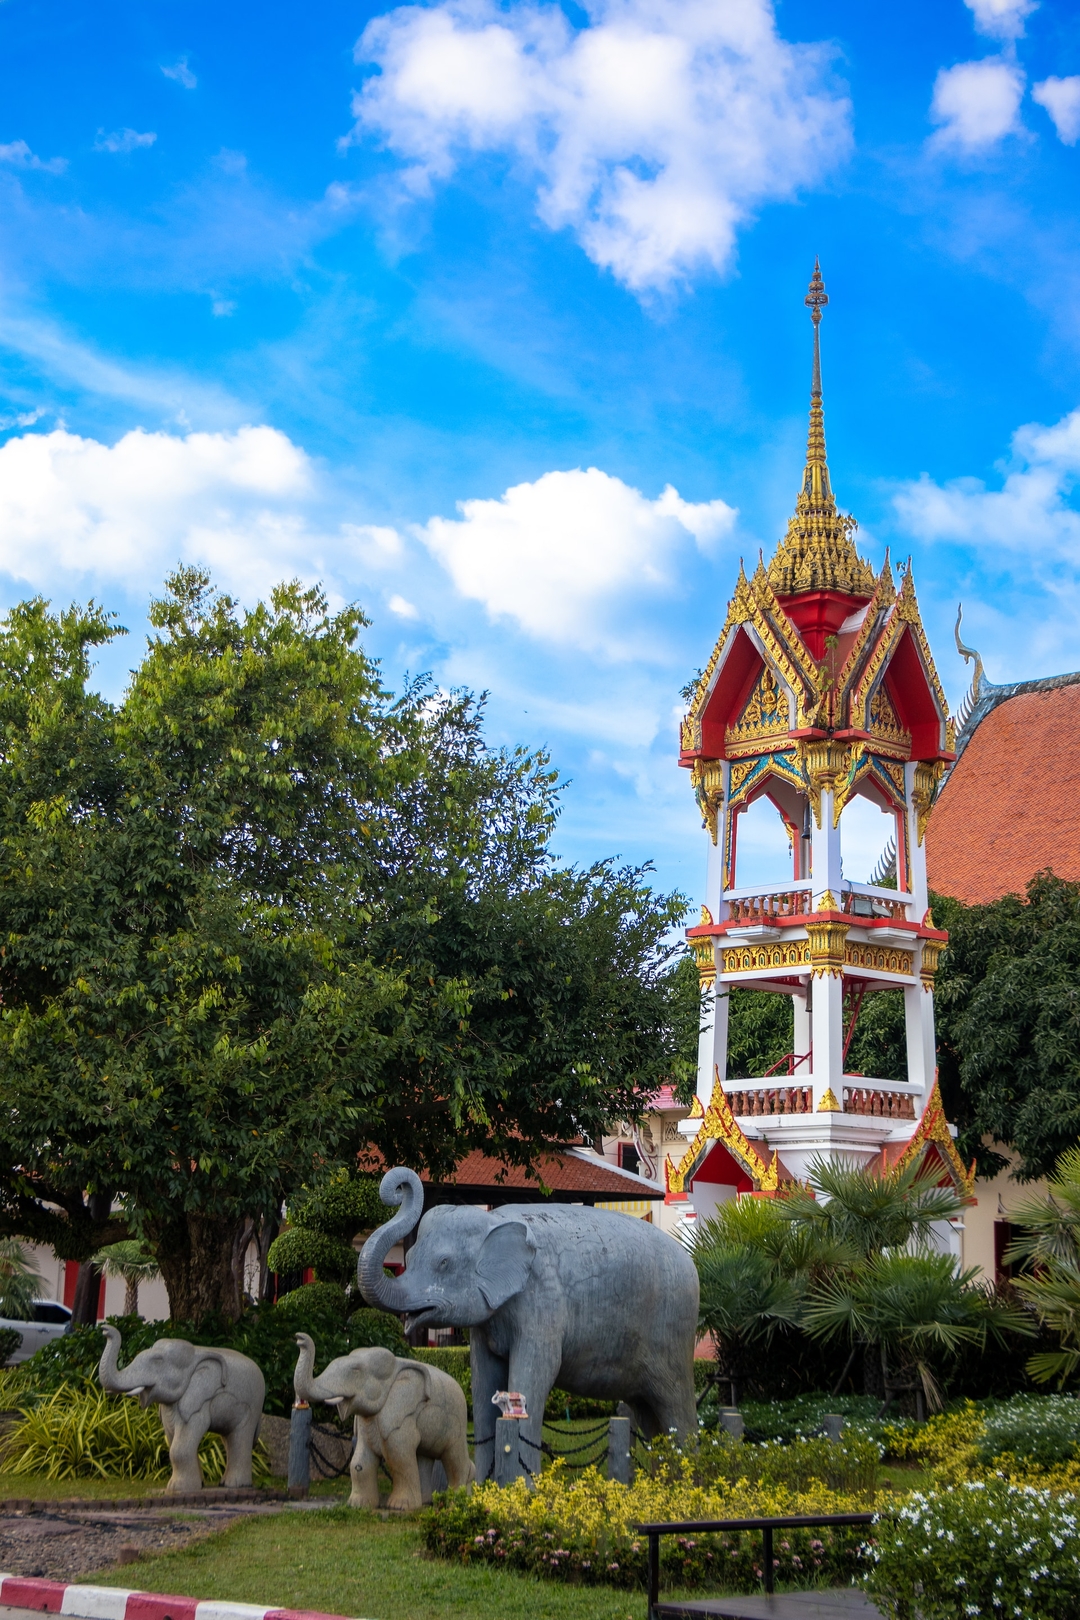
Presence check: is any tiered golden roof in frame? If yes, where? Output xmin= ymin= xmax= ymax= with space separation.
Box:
xmin=766 ymin=261 xmax=877 ymax=599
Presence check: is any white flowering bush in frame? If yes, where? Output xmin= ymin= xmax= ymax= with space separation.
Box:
xmin=863 ymin=1481 xmax=1080 ymax=1619
xmin=978 ymin=1396 xmax=1080 ymax=1468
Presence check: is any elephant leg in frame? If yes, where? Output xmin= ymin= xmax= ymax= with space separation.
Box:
xmin=439 ymin=1431 xmax=475 ymax=1491
xmin=649 ymin=1381 xmax=698 ymax=1443
xmin=507 ymin=1342 xmax=560 ymax=1482
xmin=349 ymin=1420 xmax=381 ymax=1510
xmin=165 ymin=1408 xmax=211 ymax=1494
xmin=382 ymin=1418 xmax=424 ymax=1512
xmin=470 ymin=1331 xmax=507 ymax=1485
xmin=221 ymin=1414 xmax=258 ymax=1488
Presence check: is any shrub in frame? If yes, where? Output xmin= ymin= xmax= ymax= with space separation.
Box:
xmin=639 ymin=1431 xmax=879 ymax=1500
xmin=978 ymin=1395 xmax=1080 ymax=1468
xmin=0 ymin=1383 xmax=269 ymax=1483
xmin=411 ymin=1345 xmax=470 ymax=1405
xmin=863 ymin=1481 xmax=1080 ymax=1619
xmin=348 ymin=1308 xmax=409 ymax=1355
xmin=0 ymin=1326 xmax=22 ymax=1365
xmin=275 ymin=1282 xmax=349 ymax=1319
xmin=266 ymin=1229 xmax=354 ymax=1286
xmin=425 ymin=1462 xmax=870 ymax=1592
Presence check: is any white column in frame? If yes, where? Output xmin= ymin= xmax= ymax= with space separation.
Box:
xmin=811 ymin=786 xmax=843 ymax=902
xmin=904 ymin=979 xmax=936 ymax=1096
xmin=792 ymin=984 xmax=811 ymax=1071
xmin=809 ymin=785 xmax=844 ymax=1106
xmin=810 ymin=971 xmax=844 ymax=1107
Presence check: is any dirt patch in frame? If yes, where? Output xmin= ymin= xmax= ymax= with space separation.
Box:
xmin=0 ymin=1508 xmax=220 ymax=1582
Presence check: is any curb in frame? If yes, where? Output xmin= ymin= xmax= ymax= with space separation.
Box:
xmin=0 ymin=1496 xmax=288 ymax=1516
xmin=0 ymin=1576 xmax=356 ymax=1620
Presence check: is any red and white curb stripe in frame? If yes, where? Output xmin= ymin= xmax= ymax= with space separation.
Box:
xmin=0 ymin=1576 xmax=358 ymax=1620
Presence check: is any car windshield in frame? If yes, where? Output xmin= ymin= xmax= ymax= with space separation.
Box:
xmin=31 ymin=1303 xmax=70 ymax=1324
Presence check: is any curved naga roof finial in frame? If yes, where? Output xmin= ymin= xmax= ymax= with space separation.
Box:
xmin=953 ymin=604 xmax=985 ymax=730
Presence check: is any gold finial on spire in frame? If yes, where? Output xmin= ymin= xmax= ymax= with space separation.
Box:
xmin=766 ymin=261 xmax=876 ymax=600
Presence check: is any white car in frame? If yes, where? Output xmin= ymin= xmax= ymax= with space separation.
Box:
xmin=0 ymin=1300 xmax=73 ymax=1363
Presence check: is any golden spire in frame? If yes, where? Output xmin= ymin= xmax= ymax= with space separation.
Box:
xmin=767 ymin=261 xmax=876 ymax=599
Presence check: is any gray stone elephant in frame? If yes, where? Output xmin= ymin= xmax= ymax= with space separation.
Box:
xmin=293 ymin=1332 xmax=474 ymax=1510
xmin=358 ymin=1166 xmax=699 ymax=1483
xmin=98 ymin=1324 xmax=265 ymax=1493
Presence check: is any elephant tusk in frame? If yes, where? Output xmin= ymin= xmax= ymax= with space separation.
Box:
xmin=124 ymin=1386 xmax=147 ymax=1397
xmin=324 ymin=1395 xmax=346 ymax=1405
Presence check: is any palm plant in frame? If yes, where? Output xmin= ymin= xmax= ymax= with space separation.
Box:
xmin=781 ymin=1156 xmax=968 ymax=1260
xmin=803 ymin=1250 xmax=1030 ymax=1418
xmin=1004 ymin=1147 xmax=1080 ymax=1385
xmin=693 ymin=1195 xmax=847 ymax=1404
xmin=0 ymin=1238 xmax=45 ymax=1321
xmin=92 ymin=1241 xmax=160 ymax=1317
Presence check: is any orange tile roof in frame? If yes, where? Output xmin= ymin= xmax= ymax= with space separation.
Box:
xmin=358 ymin=1145 xmax=662 ymax=1200
xmin=927 ymin=680 xmax=1080 ymax=904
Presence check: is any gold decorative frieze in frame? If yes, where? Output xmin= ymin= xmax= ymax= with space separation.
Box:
xmin=725 ymin=665 xmax=790 ymax=748
xmin=796 ymin=737 xmax=851 ymax=826
xmin=667 ymin=1069 xmax=780 ymax=1195
xmin=919 ymin=936 xmax=946 ymax=991
xmin=691 ymin=757 xmax=725 ymax=843
xmin=692 ymin=935 xmax=717 ymax=984
xmin=868 ymin=684 xmax=910 ymax=750
xmin=911 ymin=759 xmax=945 ymax=846
xmin=893 ymin=1076 xmax=976 ymax=1197
xmin=722 ymin=940 xmax=811 ymax=975
xmin=845 ymin=942 xmax=914 ymax=976
xmin=807 ymin=892 xmax=849 ymax=976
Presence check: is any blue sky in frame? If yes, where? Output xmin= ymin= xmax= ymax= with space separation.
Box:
xmin=0 ymin=0 xmax=1078 ymax=903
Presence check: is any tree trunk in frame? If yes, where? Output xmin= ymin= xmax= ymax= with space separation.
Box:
xmin=124 ymin=1277 xmax=138 ymax=1316
xmin=71 ymin=1261 xmax=103 ymax=1326
xmin=150 ymin=1213 xmax=246 ymax=1326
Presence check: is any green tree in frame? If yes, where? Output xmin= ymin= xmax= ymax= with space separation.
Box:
xmin=0 ymin=574 xmax=687 ymax=1324
xmin=93 ymin=1241 xmax=161 ymax=1317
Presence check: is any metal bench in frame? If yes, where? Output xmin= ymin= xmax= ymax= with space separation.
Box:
xmin=635 ymin=1513 xmax=884 ymax=1620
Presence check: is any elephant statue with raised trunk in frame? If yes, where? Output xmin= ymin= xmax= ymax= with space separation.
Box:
xmin=98 ymin=1324 xmax=265 ymax=1493
xmin=293 ymin=1332 xmax=473 ymax=1510
xmin=358 ymin=1166 xmax=699 ymax=1483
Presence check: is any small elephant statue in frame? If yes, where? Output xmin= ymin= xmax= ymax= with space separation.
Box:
xmin=293 ymin=1331 xmax=474 ymax=1511
xmin=98 ymin=1324 xmax=265 ymax=1493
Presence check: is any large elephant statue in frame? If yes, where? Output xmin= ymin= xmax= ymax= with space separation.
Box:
xmin=98 ymin=1324 xmax=265 ymax=1493
xmin=293 ymin=1332 xmax=474 ymax=1510
xmin=358 ymin=1166 xmax=699 ymax=1483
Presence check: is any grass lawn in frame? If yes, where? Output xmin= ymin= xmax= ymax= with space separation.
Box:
xmin=93 ymin=1506 xmax=650 ymax=1620
xmin=0 ymin=1471 xmax=163 ymax=1500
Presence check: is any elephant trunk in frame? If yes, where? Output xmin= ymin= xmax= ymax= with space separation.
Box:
xmin=293 ymin=1332 xmax=343 ymax=1406
xmin=97 ymin=1324 xmax=144 ymax=1396
xmin=357 ymin=1166 xmax=424 ymax=1313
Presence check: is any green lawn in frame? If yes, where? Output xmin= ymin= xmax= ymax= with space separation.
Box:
xmin=93 ymin=1507 xmax=649 ymax=1620
xmin=0 ymin=1470 xmax=163 ymax=1500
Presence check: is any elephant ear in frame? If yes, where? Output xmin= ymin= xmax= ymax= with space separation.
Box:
xmin=177 ymin=1354 xmax=227 ymax=1423
xmin=477 ymin=1219 xmax=536 ymax=1311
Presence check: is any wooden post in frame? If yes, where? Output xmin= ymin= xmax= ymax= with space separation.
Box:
xmin=493 ymin=1416 xmax=524 ymax=1486
xmin=607 ymin=1415 xmax=632 ymax=1484
xmin=288 ymin=1401 xmax=312 ymax=1498
xmin=719 ymin=1408 xmax=745 ymax=1439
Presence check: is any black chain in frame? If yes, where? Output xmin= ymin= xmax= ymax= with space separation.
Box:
xmin=308 ymin=1421 xmax=354 ymax=1480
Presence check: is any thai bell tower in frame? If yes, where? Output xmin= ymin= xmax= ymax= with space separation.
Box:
xmin=668 ymin=263 xmax=974 ymax=1220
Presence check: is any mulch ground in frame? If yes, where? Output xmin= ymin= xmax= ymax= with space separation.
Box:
xmin=0 ymin=1506 xmax=240 ymax=1582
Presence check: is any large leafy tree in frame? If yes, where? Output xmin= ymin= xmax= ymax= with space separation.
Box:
xmin=0 ymin=573 xmax=686 ymax=1323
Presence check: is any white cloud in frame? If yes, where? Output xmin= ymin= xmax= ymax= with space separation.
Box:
xmin=0 ymin=425 xmax=332 ymax=597
xmin=1033 ymin=76 xmax=1080 ymax=145
xmin=388 ymin=593 xmax=419 ymax=618
xmin=94 ymin=128 xmax=157 ymax=155
xmin=162 ymin=57 xmax=197 ymax=89
xmin=417 ymin=465 xmax=736 ymax=656
xmin=893 ymin=405 xmax=1080 ymax=560
xmin=963 ymin=0 xmax=1036 ymax=39
xmin=346 ymin=0 xmax=851 ymax=293
xmin=211 ymin=298 xmax=237 ymax=317
xmin=0 ymin=139 xmax=66 ymax=175
xmin=929 ymin=57 xmax=1025 ymax=149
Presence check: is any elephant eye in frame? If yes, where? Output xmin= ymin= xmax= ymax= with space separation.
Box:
xmin=438 ymin=1257 xmax=450 ymax=1271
